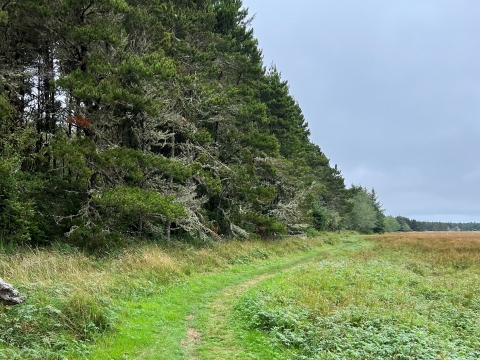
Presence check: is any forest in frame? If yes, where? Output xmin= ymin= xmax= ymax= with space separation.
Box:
xmin=0 ymin=0 xmax=389 ymax=248
xmin=385 ymin=216 xmax=480 ymax=232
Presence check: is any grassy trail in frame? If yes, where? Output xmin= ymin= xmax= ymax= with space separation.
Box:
xmin=4 ymin=232 xmax=479 ymax=359
xmin=1 ymin=233 xmax=355 ymax=359
xmin=86 ymin=244 xmax=342 ymax=360
xmin=193 ymin=238 xmax=366 ymax=360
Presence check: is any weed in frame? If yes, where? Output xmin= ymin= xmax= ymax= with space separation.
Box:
xmin=235 ymin=232 xmax=480 ymax=359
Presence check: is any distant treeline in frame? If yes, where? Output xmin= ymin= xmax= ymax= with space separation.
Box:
xmin=384 ymin=216 xmax=480 ymax=232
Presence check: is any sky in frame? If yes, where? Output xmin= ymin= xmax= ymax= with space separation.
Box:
xmin=241 ymin=0 xmax=480 ymax=222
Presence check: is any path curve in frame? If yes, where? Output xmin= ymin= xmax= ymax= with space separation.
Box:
xmin=185 ymin=259 xmax=316 ymax=359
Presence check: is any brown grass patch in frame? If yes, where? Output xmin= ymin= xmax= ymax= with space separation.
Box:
xmin=366 ymin=232 xmax=480 ymax=270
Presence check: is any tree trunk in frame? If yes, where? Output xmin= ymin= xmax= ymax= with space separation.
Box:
xmin=164 ymin=128 xmax=175 ymax=243
xmin=164 ymin=220 xmax=171 ymax=243
xmin=0 ymin=278 xmax=26 ymax=306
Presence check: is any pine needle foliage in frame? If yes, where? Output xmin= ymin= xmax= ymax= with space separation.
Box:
xmin=0 ymin=0 xmax=384 ymax=245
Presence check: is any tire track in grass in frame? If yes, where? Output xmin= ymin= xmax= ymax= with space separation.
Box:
xmin=190 ymin=251 xmax=343 ymax=359
xmin=85 ymin=251 xmax=322 ymax=360
xmin=190 ymin=272 xmax=276 ymax=360
xmin=84 ymin=238 xmax=363 ymax=359
xmin=191 ymin=238 xmax=367 ymax=360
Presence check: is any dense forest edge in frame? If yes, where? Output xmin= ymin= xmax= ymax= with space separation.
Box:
xmin=0 ymin=0 xmax=389 ymax=249
xmin=1 ymin=0 xmax=478 ymax=251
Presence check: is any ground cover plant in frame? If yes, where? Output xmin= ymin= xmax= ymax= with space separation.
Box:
xmin=0 ymin=233 xmax=344 ymax=359
xmin=235 ymin=232 xmax=480 ymax=359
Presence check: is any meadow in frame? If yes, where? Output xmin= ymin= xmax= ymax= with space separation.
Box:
xmin=1 ymin=232 xmax=479 ymax=359
xmin=0 ymin=233 xmax=342 ymax=359
xmin=236 ymin=232 xmax=480 ymax=359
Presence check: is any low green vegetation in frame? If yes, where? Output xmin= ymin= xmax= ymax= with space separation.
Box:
xmin=0 ymin=233 xmax=343 ymax=359
xmin=234 ymin=233 xmax=480 ymax=359
xmin=2 ymin=232 xmax=479 ymax=359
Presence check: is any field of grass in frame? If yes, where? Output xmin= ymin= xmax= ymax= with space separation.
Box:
xmin=2 ymin=232 xmax=479 ymax=359
xmin=235 ymin=232 xmax=480 ymax=359
xmin=0 ymin=233 xmax=346 ymax=359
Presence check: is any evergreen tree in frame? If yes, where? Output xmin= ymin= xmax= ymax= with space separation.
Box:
xmin=0 ymin=0 xmax=388 ymax=246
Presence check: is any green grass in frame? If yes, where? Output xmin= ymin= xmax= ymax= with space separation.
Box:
xmin=4 ymin=232 xmax=476 ymax=359
xmin=234 ymin=233 xmax=480 ymax=359
xmin=0 ymin=232 xmax=346 ymax=359
xmin=89 ymin=251 xmax=325 ymax=360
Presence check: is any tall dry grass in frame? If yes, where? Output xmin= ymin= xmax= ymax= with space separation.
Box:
xmin=0 ymin=235 xmax=328 ymax=292
xmin=366 ymin=232 xmax=480 ymax=270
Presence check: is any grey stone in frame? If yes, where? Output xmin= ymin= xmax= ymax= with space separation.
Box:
xmin=0 ymin=278 xmax=26 ymax=305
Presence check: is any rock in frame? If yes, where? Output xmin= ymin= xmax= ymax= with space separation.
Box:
xmin=0 ymin=278 xmax=26 ymax=305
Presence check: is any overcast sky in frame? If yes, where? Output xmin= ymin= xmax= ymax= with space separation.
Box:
xmin=242 ymin=0 xmax=480 ymax=222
